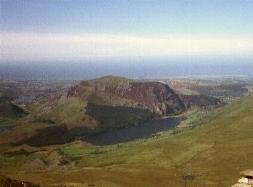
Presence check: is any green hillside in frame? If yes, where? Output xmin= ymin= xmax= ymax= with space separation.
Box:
xmin=1 ymin=94 xmax=252 ymax=186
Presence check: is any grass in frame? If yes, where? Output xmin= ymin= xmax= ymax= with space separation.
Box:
xmin=0 ymin=95 xmax=252 ymax=186
xmin=30 ymin=97 xmax=94 ymax=128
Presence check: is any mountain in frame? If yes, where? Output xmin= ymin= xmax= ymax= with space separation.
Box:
xmin=13 ymin=76 xmax=185 ymax=146
xmin=68 ymin=76 xmax=185 ymax=115
xmin=32 ymin=76 xmax=186 ymax=128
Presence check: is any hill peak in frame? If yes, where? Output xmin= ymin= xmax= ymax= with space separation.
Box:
xmin=68 ymin=76 xmax=185 ymax=116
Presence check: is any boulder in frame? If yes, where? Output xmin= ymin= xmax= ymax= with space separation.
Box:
xmin=238 ymin=177 xmax=249 ymax=184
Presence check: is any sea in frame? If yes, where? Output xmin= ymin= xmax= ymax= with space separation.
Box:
xmin=0 ymin=58 xmax=252 ymax=80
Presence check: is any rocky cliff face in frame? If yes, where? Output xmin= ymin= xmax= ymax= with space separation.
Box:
xmin=68 ymin=76 xmax=185 ymax=116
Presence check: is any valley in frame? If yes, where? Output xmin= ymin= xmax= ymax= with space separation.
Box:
xmin=0 ymin=76 xmax=252 ymax=187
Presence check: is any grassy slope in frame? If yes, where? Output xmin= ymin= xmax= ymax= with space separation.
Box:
xmin=1 ymin=95 xmax=252 ymax=186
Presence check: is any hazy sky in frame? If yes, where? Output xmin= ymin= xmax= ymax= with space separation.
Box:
xmin=1 ymin=0 xmax=253 ymax=62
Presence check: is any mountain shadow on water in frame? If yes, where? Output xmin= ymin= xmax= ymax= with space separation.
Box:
xmin=14 ymin=104 xmax=180 ymax=146
xmin=85 ymin=102 xmax=156 ymax=129
xmin=14 ymin=104 xmax=156 ymax=146
xmin=86 ymin=116 xmax=181 ymax=145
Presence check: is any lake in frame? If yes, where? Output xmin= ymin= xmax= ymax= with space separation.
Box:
xmin=86 ymin=117 xmax=181 ymax=145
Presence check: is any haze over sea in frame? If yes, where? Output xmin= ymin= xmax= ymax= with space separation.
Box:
xmin=0 ymin=59 xmax=252 ymax=80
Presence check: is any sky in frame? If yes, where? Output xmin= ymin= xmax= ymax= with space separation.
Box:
xmin=0 ymin=0 xmax=253 ymax=63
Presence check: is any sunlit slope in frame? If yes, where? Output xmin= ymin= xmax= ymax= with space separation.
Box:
xmin=171 ymin=93 xmax=253 ymax=186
